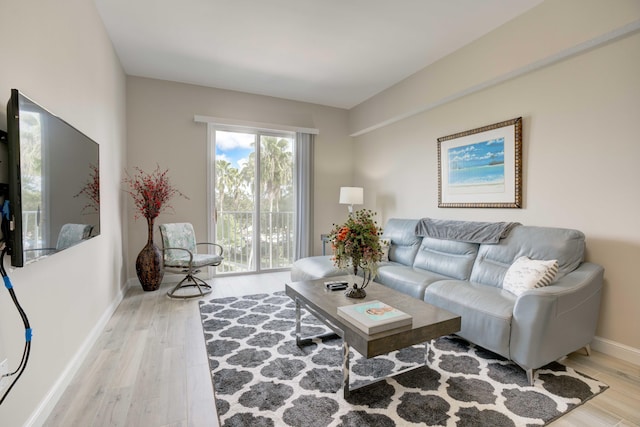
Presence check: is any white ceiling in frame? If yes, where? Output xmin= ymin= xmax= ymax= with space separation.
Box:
xmin=95 ymin=0 xmax=542 ymax=109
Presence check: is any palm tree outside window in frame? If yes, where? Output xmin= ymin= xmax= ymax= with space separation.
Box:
xmin=212 ymin=129 xmax=295 ymax=274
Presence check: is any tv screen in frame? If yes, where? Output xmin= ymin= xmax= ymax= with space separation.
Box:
xmin=5 ymin=89 xmax=100 ymax=267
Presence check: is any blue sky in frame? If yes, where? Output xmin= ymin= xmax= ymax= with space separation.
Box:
xmin=448 ymin=137 xmax=504 ymax=169
xmin=215 ymin=131 xmax=254 ymax=169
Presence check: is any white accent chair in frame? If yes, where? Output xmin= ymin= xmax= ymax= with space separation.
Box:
xmin=159 ymin=222 xmax=224 ymax=299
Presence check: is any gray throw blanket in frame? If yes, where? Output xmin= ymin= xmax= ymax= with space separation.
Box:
xmin=415 ymin=218 xmax=520 ymax=244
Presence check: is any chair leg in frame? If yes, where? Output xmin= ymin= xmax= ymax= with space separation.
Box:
xmin=166 ymin=273 xmax=212 ymax=299
xmin=191 ymin=275 xmax=212 ymax=297
xmin=583 ymin=344 xmax=591 ymax=356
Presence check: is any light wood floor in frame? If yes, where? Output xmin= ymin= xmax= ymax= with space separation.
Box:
xmin=44 ymin=271 xmax=640 ymax=427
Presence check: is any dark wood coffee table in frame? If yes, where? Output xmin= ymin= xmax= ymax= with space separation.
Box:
xmin=285 ymin=276 xmax=461 ymax=397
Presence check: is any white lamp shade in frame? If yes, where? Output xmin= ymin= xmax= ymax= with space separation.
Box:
xmin=339 ymin=187 xmax=364 ymax=205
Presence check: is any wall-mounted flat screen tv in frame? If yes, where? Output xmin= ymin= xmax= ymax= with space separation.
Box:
xmin=5 ymin=89 xmax=100 ymax=267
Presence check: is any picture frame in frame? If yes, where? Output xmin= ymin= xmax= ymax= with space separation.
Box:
xmin=437 ymin=117 xmax=522 ymax=208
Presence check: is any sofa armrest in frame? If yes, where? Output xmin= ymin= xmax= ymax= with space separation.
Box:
xmin=290 ymin=255 xmax=348 ymax=282
xmin=509 ymin=262 xmax=604 ymax=370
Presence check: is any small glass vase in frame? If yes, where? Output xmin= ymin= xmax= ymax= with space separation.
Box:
xmin=345 ymin=265 xmax=371 ymax=299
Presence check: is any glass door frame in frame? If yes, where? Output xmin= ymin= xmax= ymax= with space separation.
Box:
xmin=207 ymin=123 xmax=295 ymax=276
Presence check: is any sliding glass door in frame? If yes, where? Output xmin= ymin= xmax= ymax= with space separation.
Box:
xmin=211 ymin=128 xmax=295 ymax=274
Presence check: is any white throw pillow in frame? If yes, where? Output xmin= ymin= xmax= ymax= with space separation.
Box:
xmin=379 ymin=238 xmax=391 ymax=262
xmin=503 ymin=256 xmax=559 ymax=296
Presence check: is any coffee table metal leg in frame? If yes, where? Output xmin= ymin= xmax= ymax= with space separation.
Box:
xmin=295 ymin=298 xmax=303 ymax=347
xmin=341 ymin=340 xmax=432 ymax=398
xmin=342 ymin=339 xmax=351 ymax=398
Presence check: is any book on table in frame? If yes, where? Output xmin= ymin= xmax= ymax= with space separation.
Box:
xmin=337 ymin=300 xmax=412 ymax=334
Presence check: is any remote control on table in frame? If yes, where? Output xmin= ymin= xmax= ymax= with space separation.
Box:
xmin=325 ymin=280 xmax=348 ymax=290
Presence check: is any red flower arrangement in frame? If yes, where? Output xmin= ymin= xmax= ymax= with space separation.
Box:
xmin=123 ymin=165 xmax=188 ymax=220
xmin=75 ymin=163 xmax=100 ymax=213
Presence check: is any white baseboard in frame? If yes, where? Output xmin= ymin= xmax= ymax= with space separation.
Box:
xmin=25 ymin=282 xmax=128 ymax=427
xmin=125 ymin=277 xmax=138 ymax=289
xmin=592 ymin=336 xmax=640 ymax=366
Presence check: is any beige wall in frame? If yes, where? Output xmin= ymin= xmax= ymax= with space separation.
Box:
xmin=126 ymin=77 xmax=352 ymax=278
xmin=350 ymin=0 xmax=640 ymax=136
xmin=0 ymin=0 xmax=127 ymax=425
xmin=350 ymin=2 xmax=640 ymax=354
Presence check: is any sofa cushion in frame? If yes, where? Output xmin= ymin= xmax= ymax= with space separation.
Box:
xmin=381 ymin=218 xmax=421 ymax=266
xmin=412 ymin=237 xmax=479 ymax=280
xmin=503 ymin=256 xmax=559 ymax=296
xmin=376 ymin=263 xmax=450 ymax=299
xmin=290 ymin=256 xmax=346 ymax=281
xmin=470 ymin=225 xmax=585 ymax=288
xmin=425 ymin=280 xmax=516 ymax=358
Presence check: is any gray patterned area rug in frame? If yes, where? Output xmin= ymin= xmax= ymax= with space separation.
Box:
xmin=199 ymin=291 xmax=607 ymax=427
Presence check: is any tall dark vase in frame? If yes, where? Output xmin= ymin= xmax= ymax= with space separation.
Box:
xmin=136 ymin=218 xmax=164 ymax=291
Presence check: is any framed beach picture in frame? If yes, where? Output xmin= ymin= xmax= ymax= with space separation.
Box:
xmin=437 ymin=117 xmax=522 ymax=208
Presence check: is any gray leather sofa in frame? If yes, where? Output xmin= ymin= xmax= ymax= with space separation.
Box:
xmin=290 ymin=218 xmax=604 ymax=384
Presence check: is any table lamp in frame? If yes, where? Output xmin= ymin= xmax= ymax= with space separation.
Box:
xmin=339 ymin=187 xmax=363 ymax=214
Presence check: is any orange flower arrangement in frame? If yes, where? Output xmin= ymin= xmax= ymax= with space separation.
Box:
xmin=328 ymin=209 xmax=383 ymax=282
